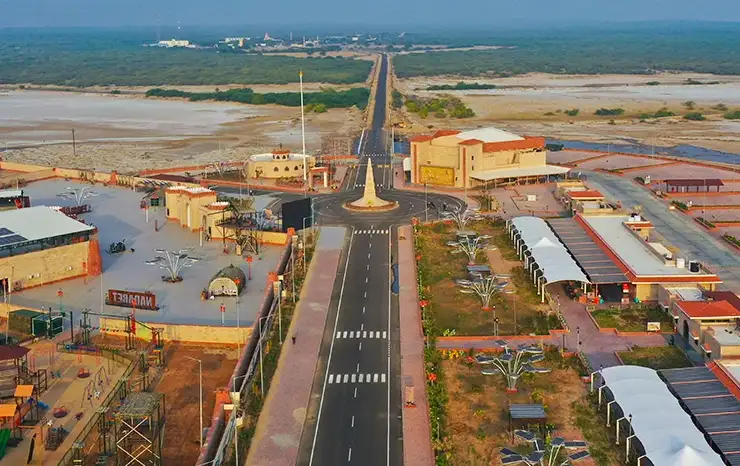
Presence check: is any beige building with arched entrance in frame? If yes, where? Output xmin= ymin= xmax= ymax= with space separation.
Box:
xmin=244 ymin=150 xmax=315 ymax=180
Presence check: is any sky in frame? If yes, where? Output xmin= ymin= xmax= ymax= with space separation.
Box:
xmin=1 ymin=0 xmax=740 ymax=28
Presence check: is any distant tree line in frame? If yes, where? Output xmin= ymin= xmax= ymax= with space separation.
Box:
xmin=404 ymin=96 xmax=475 ymax=119
xmin=145 ymin=87 xmax=370 ymax=109
xmin=425 ymin=82 xmax=496 ymax=91
xmin=0 ymin=31 xmax=373 ymax=86
xmin=393 ymin=25 xmax=740 ymax=77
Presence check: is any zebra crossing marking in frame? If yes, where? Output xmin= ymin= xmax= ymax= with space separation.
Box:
xmin=328 ymin=373 xmax=387 ymax=384
xmin=355 ymin=229 xmax=389 ymax=235
xmin=335 ymin=329 xmax=389 ymax=339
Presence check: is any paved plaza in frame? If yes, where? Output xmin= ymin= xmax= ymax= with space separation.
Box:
xmin=11 ymin=178 xmax=284 ymax=326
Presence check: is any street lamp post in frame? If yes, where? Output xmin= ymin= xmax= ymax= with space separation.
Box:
xmin=185 ymin=356 xmax=204 ymax=447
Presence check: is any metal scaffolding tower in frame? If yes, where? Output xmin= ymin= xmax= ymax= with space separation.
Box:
xmin=114 ymin=392 xmax=165 ymax=466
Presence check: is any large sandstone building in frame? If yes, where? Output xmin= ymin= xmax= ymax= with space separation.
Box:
xmin=409 ymin=127 xmax=569 ymax=188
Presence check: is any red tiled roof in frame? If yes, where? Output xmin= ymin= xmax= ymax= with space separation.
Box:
xmin=705 ymin=291 xmax=740 ymax=311
xmin=432 ymin=130 xmax=461 ymax=138
xmin=458 ymin=139 xmax=483 ymax=146
xmin=703 ymin=344 xmax=712 ymax=353
xmin=409 ymin=135 xmax=434 ymax=143
xmin=482 ymin=136 xmax=545 ymax=153
xmin=677 ymin=300 xmax=740 ymax=319
xmin=708 ymin=362 xmax=740 ymax=400
xmin=568 ymin=190 xmax=604 ymax=199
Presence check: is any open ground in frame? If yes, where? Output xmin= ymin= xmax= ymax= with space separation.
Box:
xmin=393 ymin=72 xmax=740 ymax=155
xmin=0 ymin=91 xmax=363 ymax=173
xmin=11 ymin=178 xmax=283 ymax=327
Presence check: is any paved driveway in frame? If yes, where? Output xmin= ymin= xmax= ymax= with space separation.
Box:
xmin=586 ymin=171 xmax=740 ymax=289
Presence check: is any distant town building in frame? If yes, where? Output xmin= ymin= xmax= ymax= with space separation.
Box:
xmin=157 ymin=39 xmax=191 ymax=48
xmin=409 ymin=127 xmax=568 ymax=188
xmin=244 ymin=150 xmax=315 ymax=180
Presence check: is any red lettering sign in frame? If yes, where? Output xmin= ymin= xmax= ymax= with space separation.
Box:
xmin=107 ymin=289 xmax=158 ymax=311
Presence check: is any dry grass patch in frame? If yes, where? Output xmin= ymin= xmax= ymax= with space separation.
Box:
xmin=442 ymin=348 xmax=618 ymax=465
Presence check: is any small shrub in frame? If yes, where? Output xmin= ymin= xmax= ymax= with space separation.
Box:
xmin=564 ymin=108 xmax=580 ymax=116
xmin=684 ymin=112 xmax=706 ymax=121
xmin=725 ymin=111 xmax=740 ymax=120
xmin=645 ymin=81 xmax=660 ymax=86
xmin=682 ymin=100 xmax=696 ymax=110
xmin=594 ymin=108 xmax=624 ymax=116
xmin=672 ymin=200 xmax=689 ymax=211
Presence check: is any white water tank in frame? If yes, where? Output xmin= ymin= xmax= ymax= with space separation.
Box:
xmin=526 ymin=194 xmax=537 ymax=202
xmin=676 ymin=257 xmax=686 ymax=269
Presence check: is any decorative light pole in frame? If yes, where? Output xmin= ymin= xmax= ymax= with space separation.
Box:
xmin=502 ymin=431 xmax=590 ymax=466
xmin=442 ymin=207 xmax=483 ymax=232
xmin=57 ymin=186 xmax=99 ymax=206
xmin=477 ymin=344 xmax=550 ymax=392
xmin=144 ymin=248 xmax=200 ymax=282
xmin=449 ymin=234 xmax=491 ymax=265
xmin=457 ymin=276 xmax=498 ymax=311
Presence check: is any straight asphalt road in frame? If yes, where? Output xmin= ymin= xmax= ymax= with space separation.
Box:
xmin=587 ymin=170 xmax=740 ymax=289
xmin=299 ymin=54 xmax=404 ymax=466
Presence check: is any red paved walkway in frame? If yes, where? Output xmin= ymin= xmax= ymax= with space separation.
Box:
xmin=247 ymin=227 xmax=347 ymax=466
xmin=398 ymin=225 xmax=435 ymax=466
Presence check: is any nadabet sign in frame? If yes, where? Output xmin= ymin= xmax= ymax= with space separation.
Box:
xmin=107 ymin=289 xmax=158 ymax=311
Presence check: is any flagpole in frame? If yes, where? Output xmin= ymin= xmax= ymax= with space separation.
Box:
xmin=299 ymin=70 xmax=307 ymax=194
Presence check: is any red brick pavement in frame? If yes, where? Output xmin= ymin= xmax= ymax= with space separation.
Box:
xmin=246 ymin=228 xmax=346 ymax=466
xmin=398 ymin=225 xmax=435 ymax=466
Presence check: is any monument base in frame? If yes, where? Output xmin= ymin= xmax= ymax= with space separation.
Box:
xmin=343 ymin=200 xmax=399 ymax=212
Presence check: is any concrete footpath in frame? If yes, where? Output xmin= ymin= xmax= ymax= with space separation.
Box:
xmin=398 ymin=225 xmax=435 ymax=466
xmin=246 ymin=226 xmax=347 ymax=466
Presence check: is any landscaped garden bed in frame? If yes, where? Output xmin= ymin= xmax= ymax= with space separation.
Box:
xmin=414 ymin=219 xmax=560 ymax=336
xmin=724 ymin=234 xmax=740 ymax=249
xmin=671 ymin=200 xmax=689 ymax=212
xmin=695 ymin=216 xmax=716 ymax=229
xmin=440 ymin=347 xmax=621 ymax=465
xmin=591 ymin=305 xmax=674 ymax=333
xmin=617 ymin=346 xmax=692 ymax=370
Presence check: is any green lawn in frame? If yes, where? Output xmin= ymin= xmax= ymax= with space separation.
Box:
xmin=618 ymin=346 xmax=692 ymax=370
xmin=415 ymin=220 xmax=560 ymax=336
xmin=591 ymin=305 xmax=674 ymax=332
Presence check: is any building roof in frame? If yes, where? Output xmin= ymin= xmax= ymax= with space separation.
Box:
xmin=0 ymin=189 xmax=24 ymax=199
xmin=600 ymin=365 xmax=726 ymax=466
xmin=704 ymin=291 xmax=740 ymax=311
xmin=547 ymin=218 xmax=628 ymax=284
xmin=567 ymin=190 xmax=604 ymax=200
xmin=509 ymin=216 xmax=589 ymax=284
xmin=0 ymin=206 xmax=94 ymax=248
xmin=470 ymin=165 xmax=570 ymax=182
xmin=577 ymin=215 xmax=721 ymax=281
xmin=661 ymin=366 xmax=740 ymax=464
xmin=0 ymin=345 xmax=30 ymax=361
xmin=454 ymin=127 xmax=524 ymax=144
xmin=676 ymin=300 xmax=740 ymax=319
xmin=664 ymin=179 xmax=724 ymax=188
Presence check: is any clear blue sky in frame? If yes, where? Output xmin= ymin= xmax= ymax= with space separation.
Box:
xmin=1 ymin=0 xmax=740 ymax=28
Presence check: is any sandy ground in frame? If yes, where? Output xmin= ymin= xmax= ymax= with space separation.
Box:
xmin=154 ymin=342 xmax=238 ymax=464
xmin=0 ymin=91 xmax=362 ymax=173
xmin=394 ymin=72 xmax=740 ymax=154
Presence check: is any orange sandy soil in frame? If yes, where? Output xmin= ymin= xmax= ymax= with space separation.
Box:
xmin=91 ymin=335 xmax=238 ymax=464
xmin=442 ymin=348 xmax=617 ymax=465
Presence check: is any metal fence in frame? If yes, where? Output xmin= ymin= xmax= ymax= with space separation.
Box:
xmin=205 ymin=235 xmax=301 ymax=465
xmin=54 ymin=345 xmax=144 ymax=466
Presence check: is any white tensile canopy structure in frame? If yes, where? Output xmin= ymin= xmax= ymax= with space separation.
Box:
xmin=597 ymin=365 xmax=725 ymax=466
xmin=507 ymin=216 xmax=589 ymax=302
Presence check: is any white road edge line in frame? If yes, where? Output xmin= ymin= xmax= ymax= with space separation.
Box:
xmin=351 ymin=415 xmax=355 ymax=428
xmin=309 ymin=227 xmax=355 ymax=466
xmin=348 ymin=447 xmax=352 ymax=462
xmin=387 ymin=223 xmax=392 ymax=466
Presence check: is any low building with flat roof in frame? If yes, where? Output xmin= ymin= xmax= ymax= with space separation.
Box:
xmin=409 ymin=127 xmax=569 ymax=188
xmin=244 ymin=150 xmax=315 ymax=180
xmin=0 ymin=206 xmax=101 ymax=294
xmin=576 ymin=213 xmax=721 ymax=301
xmin=670 ymin=296 xmax=740 ymax=362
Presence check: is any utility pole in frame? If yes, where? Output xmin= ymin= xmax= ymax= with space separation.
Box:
xmin=71 ymin=128 xmax=76 ymax=156
xmin=299 ymin=70 xmax=307 ymax=196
